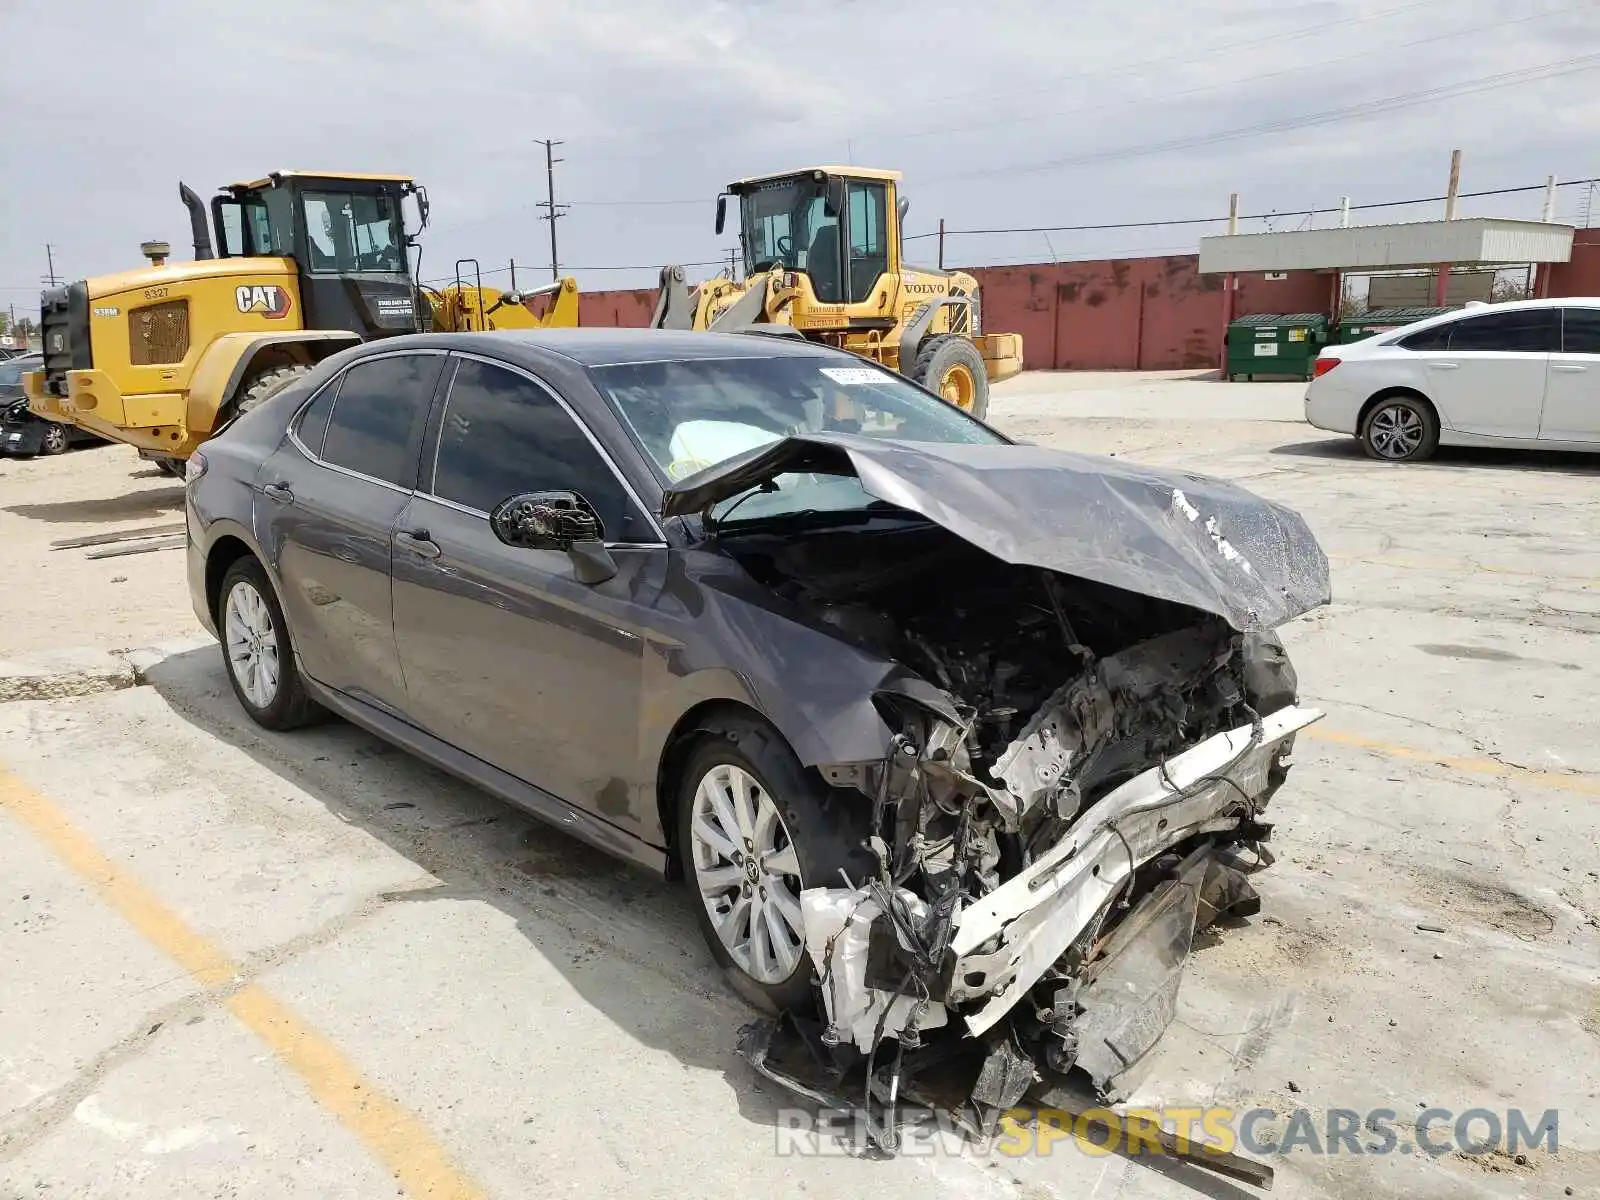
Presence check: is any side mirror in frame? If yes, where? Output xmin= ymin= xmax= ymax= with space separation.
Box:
xmin=416 ymin=185 xmax=432 ymax=230
xmin=715 ymin=194 xmax=727 ymax=236
xmin=489 ymin=490 xmax=616 ymax=584
xmin=898 ymin=195 xmax=910 ymax=223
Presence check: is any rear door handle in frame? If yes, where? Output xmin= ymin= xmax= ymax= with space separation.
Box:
xmin=395 ymin=528 xmax=442 ymax=560
xmin=1428 ymin=362 xmax=1460 ymax=370
xmin=1552 ymin=363 xmax=1588 ymax=373
xmin=262 ymin=481 xmax=294 ymax=504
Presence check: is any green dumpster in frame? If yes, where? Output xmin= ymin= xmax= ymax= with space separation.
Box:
xmin=1226 ymin=313 xmax=1328 ymax=381
xmin=1333 ymin=306 xmax=1454 ymax=345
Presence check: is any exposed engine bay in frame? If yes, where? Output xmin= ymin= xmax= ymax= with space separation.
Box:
xmin=721 ymin=518 xmax=1319 ymax=1164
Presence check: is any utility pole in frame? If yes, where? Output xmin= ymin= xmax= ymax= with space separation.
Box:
xmin=535 ymin=139 xmax=567 ymax=282
xmin=1435 ymin=149 xmax=1461 ymax=306
xmin=1220 ymin=193 xmax=1239 ymax=379
xmin=42 ymin=244 xmax=61 ymax=287
xmin=937 ymin=218 xmax=945 ymax=270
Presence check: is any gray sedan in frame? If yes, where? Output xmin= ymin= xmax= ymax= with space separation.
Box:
xmin=186 ymin=329 xmax=1328 ymax=1133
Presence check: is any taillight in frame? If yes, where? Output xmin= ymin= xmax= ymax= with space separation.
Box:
xmin=185 ymin=450 xmax=206 ymax=484
xmin=1312 ymin=357 xmax=1341 ymax=379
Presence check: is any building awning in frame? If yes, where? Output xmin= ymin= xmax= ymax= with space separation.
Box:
xmin=1199 ymin=218 xmax=1574 ymax=274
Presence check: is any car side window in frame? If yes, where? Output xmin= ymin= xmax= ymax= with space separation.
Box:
xmin=429 ymin=358 xmax=650 ymax=542
xmin=1444 ymin=310 xmax=1560 ymax=353
xmin=294 ymin=382 xmax=337 ymax=456
xmin=1561 ymin=308 xmax=1600 ymax=354
xmin=1399 ymin=324 xmax=1452 ymax=351
xmin=320 ymin=354 xmax=443 ymax=487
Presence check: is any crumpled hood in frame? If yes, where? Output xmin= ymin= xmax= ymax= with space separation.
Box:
xmin=661 ymin=433 xmax=1330 ymax=631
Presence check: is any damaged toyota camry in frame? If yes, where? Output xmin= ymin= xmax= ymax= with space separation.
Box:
xmin=187 ymin=329 xmax=1329 ymax=1144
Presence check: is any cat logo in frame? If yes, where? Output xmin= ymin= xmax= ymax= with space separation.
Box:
xmin=235 ymin=284 xmax=293 ymax=319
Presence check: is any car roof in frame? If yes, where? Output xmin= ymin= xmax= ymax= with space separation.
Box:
xmin=361 ymin=328 xmax=851 ymax=368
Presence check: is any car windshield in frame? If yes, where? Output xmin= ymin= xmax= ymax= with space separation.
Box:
xmin=590 ymin=354 xmax=1005 ymax=526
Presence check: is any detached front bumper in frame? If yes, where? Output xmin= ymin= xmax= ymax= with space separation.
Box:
xmin=947 ymin=704 xmax=1322 ymax=1034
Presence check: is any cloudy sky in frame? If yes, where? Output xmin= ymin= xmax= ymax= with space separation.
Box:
xmin=1 ymin=0 xmax=1596 ymax=307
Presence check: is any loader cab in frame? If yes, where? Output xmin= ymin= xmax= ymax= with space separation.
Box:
xmin=208 ymin=171 xmax=426 ymax=336
xmin=726 ymin=166 xmax=903 ymax=305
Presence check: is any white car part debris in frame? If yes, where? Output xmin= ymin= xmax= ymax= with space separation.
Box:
xmin=948 ymin=704 xmax=1323 ymax=1035
xmin=801 ymin=887 xmax=948 ymax=1052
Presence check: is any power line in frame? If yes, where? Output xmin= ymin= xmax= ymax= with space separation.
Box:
xmin=926 ymin=53 xmax=1600 ymax=184
xmin=565 ymin=0 xmax=1461 ymax=158
xmin=909 ymin=175 xmax=1600 ymax=241
xmin=884 ymin=1 xmax=1593 ymax=148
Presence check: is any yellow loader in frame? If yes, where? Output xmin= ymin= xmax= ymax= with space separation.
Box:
xmin=652 ymin=165 xmax=1021 ymax=418
xmin=26 ymin=171 xmax=578 ymax=474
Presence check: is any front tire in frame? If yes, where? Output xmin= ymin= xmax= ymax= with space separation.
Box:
xmin=39 ymin=423 xmax=69 ymax=455
xmin=236 ymin=363 xmax=313 ymax=418
xmin=218 ymin=556 xmax=322 ymax=730
xmin=1360 ymin=394 xmax=1439 ymax=462
xmin=913 ymin=334 xmax=990 ymax=420
xmin=676 ymin=717 xmax=870 ymax=1013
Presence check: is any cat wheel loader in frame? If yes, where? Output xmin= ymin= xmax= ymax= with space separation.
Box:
xmin=651 ymin=166 xmax=1022 ymax=418
xmin=24 ymin=171 xmax=579 ymax=475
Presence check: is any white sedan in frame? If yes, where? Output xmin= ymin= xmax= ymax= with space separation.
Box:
xmin=1303 ymin=297 xmax=1600 ymax=461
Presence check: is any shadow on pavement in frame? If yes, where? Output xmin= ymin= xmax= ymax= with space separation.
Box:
xmin=5 ymin=485 xmax=184 ymax=523
xmin=139 ymin=645 xmax=803 ymax=1138
xmin=1271 ymin=436 xmax=1600 ymax=475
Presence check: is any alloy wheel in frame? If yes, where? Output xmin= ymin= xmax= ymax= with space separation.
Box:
xmin=1368 ymin=403 xmax=1425 ymax=459
xmin=224 ymin=580 xmax=281 ymax=709
xmin=42 ymin=426 xmax=67 ymax=453
xmin=688 ymin=763 xmax=805 ymax=984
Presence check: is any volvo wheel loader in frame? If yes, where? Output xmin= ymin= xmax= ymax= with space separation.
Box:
xmin=25 ymin=171 xmax=579 ymax=473
xmin=651 ymin=166 xmax=1022 ymax=418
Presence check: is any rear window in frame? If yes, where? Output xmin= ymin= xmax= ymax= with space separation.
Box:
xmin=1561 ymin=308 xmax=1600 ymax=354
xmin=320 ymin=354 xmax=443 ymax=487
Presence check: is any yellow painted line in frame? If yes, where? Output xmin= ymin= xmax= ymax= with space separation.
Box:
xmin=0 ymin=769 xmax=485 ymax=1200
xmin=1304 ymin=727 xmax=1600 ymax=798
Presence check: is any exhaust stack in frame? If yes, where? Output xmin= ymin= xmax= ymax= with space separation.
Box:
xmin=178 ymin=182 xmax=215 ymax=260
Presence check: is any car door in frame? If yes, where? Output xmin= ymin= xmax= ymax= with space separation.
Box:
xmin=1538 ymin=307 xmax=1600 ymax=443
xmin=390 ymin=353 xmax=667 ymax=835
xmin=255 ymin=350 xmax=444 ymax=714
xmin=1407 ymin=308 xmax=1558 ymax=439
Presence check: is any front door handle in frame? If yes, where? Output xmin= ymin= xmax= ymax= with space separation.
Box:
xmin=262 ymin=481 xmax=294 ymax=504
xmin=395 ymin=528 xmax=442 ymax=560
xmin=1428 ymin=362 xmax=1460 ymax=371
xmin=1552 ymin=363 xmax=1588 ymax=373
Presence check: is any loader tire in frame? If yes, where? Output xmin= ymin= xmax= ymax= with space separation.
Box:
xmin=236 ymin=363 xmax=314 ymax=419
xmin=913 ymin=335 xmax=989 ymax=420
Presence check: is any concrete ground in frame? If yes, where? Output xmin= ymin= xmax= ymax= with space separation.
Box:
xmin=1 ymin=376 xmax=1597 ymax=1199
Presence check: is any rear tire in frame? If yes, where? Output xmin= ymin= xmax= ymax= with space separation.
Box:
xmin=913 ymin=334 xmax=989 ymax=420
xmin=236 ymin=363 xmax=313 ymax=418
xmin=1360 ymin=393 xmax=1439 ymax=462
xmin=217 ymin=556 xmax=322 ymax=731
xmin=675 ymin=716 xmax=872 ymax=1014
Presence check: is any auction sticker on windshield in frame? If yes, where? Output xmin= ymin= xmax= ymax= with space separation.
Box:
xmin=819 ymin=367 xmax=883 ymax=385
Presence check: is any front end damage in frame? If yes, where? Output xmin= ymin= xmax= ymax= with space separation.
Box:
xmin=742 ymin=611 xmax=1319 ymax=1150
xmin=663 ymin=435 xmax=1333 ymax=1163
